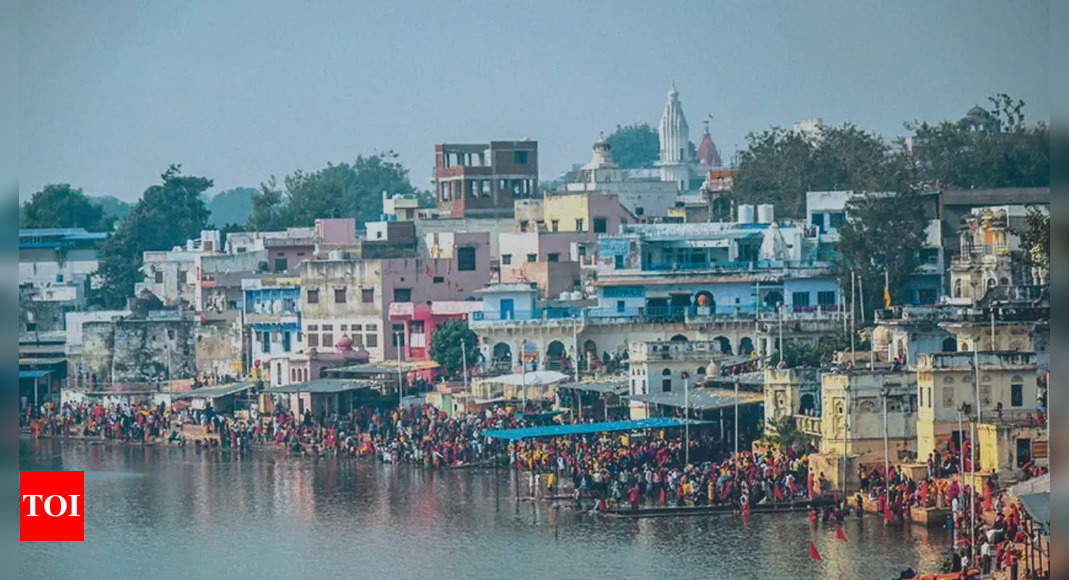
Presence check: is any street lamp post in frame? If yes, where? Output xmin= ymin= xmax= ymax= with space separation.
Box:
xmin=682 ymin=371 xmax=690 ymax=466
xmin=395 ymin=329 xmax=404 ymax=409
xmin=881 ymin=386 xmax=890 ymax=523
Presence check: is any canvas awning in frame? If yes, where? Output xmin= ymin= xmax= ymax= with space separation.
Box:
xmin=172 ymin=383 xmax=255 ymax=400
xmin=557 ymin=380 xmax=628 ymax=395
xmin=264 ymin=379 xmax=376 ymax=394
xmin=626 ymin=388 xmax=763 ymax=411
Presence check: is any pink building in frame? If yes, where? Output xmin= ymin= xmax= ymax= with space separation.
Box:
xmin=497 ymin=231 xmax=592 ymax=298
xmin=315 ymin=218 xmax=357 ymax=245
xmin=388 ymin=300 xmax=483 ymax=380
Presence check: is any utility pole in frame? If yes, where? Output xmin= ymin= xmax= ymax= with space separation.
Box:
xmin=460 ymin=335 xmax=469 ymax=391
xmin=972 ymin=345 xmax=982 ymax=561
xmin=990 ymin=309 xmax=996 ymax=350
xmin=521 ymin=339 xmax=528 ymax=411
xmin=850 ymin=270 xmax=856 ymax=362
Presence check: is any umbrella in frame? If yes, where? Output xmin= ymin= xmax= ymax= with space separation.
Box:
xmin=484 ymin=370 xmax=568 ymax=386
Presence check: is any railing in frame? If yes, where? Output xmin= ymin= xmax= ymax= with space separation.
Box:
xmin=640 ymin=259 xmax=829 ymax=272
xmin=795 ymin=415 xmax=823 ymax=436
xmin=471 ymin=308 xmax=581 ymax=322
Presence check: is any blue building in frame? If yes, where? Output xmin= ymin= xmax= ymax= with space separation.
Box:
xmin=593 ymin=219 xmax=841 ymax=320
xmin=242 ymin=277 xmax=302 ymax=365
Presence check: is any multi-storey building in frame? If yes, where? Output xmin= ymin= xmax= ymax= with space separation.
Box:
xmin=916 ymin=351 xmax=1045 ymax=480
xmin=18 ymin=227 xmax=108 ymax=333
xmin=432 ymin=140 xmax=538 ymax=218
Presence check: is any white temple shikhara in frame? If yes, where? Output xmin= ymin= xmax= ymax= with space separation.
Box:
xmin=657 ymin=82 xmax=692 ymax=191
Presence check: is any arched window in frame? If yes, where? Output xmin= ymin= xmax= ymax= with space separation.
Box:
xmin=661 ymin=368 xmax=672 ymax=392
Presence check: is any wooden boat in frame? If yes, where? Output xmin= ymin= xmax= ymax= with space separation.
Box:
xmin=607 ymin=496 xmax=834 ymax=518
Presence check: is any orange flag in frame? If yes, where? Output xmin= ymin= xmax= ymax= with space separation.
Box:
xmin=836 ymin=525 xmax=847 ymax=542
xmin=809 ymin=541 xmax=822 ymax=560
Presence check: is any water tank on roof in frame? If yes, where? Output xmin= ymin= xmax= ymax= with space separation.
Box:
xmin=568 ymin=290 xmax=582 ymax=301
xmin=559 ymin=291 xmax=571 ymax=300
xmin=328 ymin=249 xmax=345 ymax=260
xmin=737 ymin=204 xmax=755 ymax=224
xmin=757 ymin=204 xmax=775 ymax=224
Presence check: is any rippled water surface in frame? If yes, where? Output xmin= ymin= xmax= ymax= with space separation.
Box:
xmin=20 ymin=438 xmax=950 ymax=579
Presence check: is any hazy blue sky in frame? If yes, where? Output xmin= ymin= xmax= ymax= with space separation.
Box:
xmin=19 ymin=0 xmax=1049 ymax=202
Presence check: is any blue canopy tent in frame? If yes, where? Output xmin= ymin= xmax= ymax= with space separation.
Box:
xmin=481 ymin=417 xmax=708 ymax=441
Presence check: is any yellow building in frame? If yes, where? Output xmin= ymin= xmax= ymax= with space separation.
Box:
xmin=818 ymin=369 xmax=918 ymax=465
xmin=916 ymin=351 xmax=1041 ymax=472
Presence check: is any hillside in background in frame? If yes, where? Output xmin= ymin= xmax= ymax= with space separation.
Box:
xmin=205 ymin=186 xmax=256 ymax=227
xmin=90 ymin=195 xmax=132 ymax=225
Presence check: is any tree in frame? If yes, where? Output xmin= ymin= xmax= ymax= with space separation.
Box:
xmin=835 ymin=190 xmax=928 ymax=321
xmin=769 ymin=333 xmax=851 ymax=368
xmin=94 ymin=165 xmax=212 ymax=307
xmin=733 ymin=124 xmax=903 ymax=218
xmin=1018 ymin=205 xmax=1050 ymax=279
xmin=428 ymin=319 xmax=479 ymax=377
xmin=605 ymin=123 xmax=659 ymax=169
xmin=21 ymin=183 xmax=115 ymax=231
xmin=762 ymin=416 xmax=807 ymax=450
xmin=907 ymin=95 xmax=1049 ymax=189
xmin=246 ymin=151 xmax=417 ymax=230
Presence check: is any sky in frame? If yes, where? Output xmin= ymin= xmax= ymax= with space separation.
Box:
xmin=18 ymin=0 xmax=1050 ymax=202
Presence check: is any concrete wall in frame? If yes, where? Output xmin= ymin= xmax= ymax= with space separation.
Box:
xmin=82 ymin=316 xmax=196 ymax=385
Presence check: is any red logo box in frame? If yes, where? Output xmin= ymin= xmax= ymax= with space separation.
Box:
xmin=20 ymin=471 xmax=84 ymax=541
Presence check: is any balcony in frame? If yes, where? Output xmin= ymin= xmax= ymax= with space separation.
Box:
xmin=470 ymin=308 xmax=581 ymax=328
xmin=795 ymin=414 xmax=823 ymax=436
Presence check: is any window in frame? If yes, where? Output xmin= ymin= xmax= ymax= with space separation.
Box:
xmin=352 ymin=324 xmax=362 ymax=332
xmin=817 ymin=291 xmax=836 ymax=306
xmin=810 ymin=213 xmax=825 ymax=233
xmin=520 ymin=220 xmax=529 ymax=232
xmin=322 ymin=324 xmax=333 ymax=331
xmin=307 ymin=289 xmax=320 ymax=304
xmin=918 ymin=288 xmax=938 ymax=304
xmin=433 ymin=276 xmax=444 ymax=283
xmin=236 ymin=247 xmax=246 ymax=253
xmin=307 ymin=324 xmax=318 ymax=331
xmin=154 ymin=270 xmax=163 ymax=283
xmin=502 ymin=254 xmax=512 ymax=265
xmin=547 ymin=253 xmax=559 ymax=262
xmin=614 ymin=255 xmax=624 ymax=269
xmin=513 ymin=150 xmax=528 ymax=164
xmin=340 ymin=324 xmax=348 ymax=331
xmin=323 ymin=333 xmax=334 ymax=348
xmin=362 ymin=288 xmax=374 ymax=303
xmin=307 ymin=334 xmax=319 ymax=348
xmin=392 ymin=323 xmax=405 ymax=347
xmin=635 ymin=207 xmax=644 ymax=216
xmin=334 ymin=288 xmax=346 ymax=303
xmin=551 ymin=220 xmax=559 ymax=232
xmin=179 ymin=270 xmax=187 ymax=283
xmin=394 ymin=288 xmax=412 ymax=302
xmin=616 ymin=300 xmax=625 ymax=313
xmin=457 ymin=246 xmax=476 ymax=271
xmin=792 ymin=291 xmax=810 ymax=307
xmin=829 ymin=212 xmax=846 ymax=229
xmin=366 ymin=333 xmax=378 ymax=347
xmin=366 ymin=324 xmax=377 ymax=331
xmin=526 ymin=254 xmax=537 ymax=263
xmin=575 ymin=218 xmax=584 ymax=231
xmin=282 ymin=332 xmax=292 ymax=352
xmin=410 ymin=321 xmax=426 ymax=348
xmin=593 ymin=217 xmax=607 ymax=233
xmin=1011 ymin=384 xmax=1023 ymax=407
xmin=275 ymin=258 xmax=288 ymax=271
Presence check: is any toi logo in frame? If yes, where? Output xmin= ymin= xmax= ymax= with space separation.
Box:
xmin=20 ymin=471 xmax=84 ymax=541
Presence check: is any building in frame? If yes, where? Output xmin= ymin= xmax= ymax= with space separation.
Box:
xmin=496 ymin=231 xmax=589 ymax=299
xmin=916 ymin=351 xmax=1045 ymax=479
xmin=805 ymin=190 xmax=944 ymax=304
xmin=243 ymin=276 xmax=303 ymax=380
xmin=382 ymin=192 xmax=422 ymax=221
xmin=556 ymin=137 xmax=678 ymax=219
xmin=818 ymin=369 xmax=919 ymax=464
xmin=299 ymin=228 xmax=490 ymax=361
xmin=949 ymin=206 xmax=1044 ymax=304
xmin=194 ymin=251 xmax=267 ymax=380
xmin=225 ymin=226 xmax=317 ymax=273
xmin=656 ymin=83 xmax=709 ymax=192
xmin=65 ymin=310 xmax=130 ymax=389
xmin=138 ymin=231 xmax=223 ymax=307
xmin=388 ymin=300 xmax=482 ymax=379
xmin=78 ymin=309 xmax=197 ymax=389
xmin=763 ymin=368 xmax=823 ymax=439
xmin=432 ymin=140 xmax=538 ymax=218
xmin=18 ymin=227 xmax=108 ymax=333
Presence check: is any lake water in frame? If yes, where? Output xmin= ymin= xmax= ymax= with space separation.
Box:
xmin=19 ymin=438 xmax=950 ymax=579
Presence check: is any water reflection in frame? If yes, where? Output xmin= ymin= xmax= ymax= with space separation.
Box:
xmin=20 ymin=438 xmax=949 ymax=580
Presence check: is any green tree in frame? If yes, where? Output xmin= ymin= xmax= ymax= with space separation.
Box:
xmin=246 ymin=151 xmax=417 ymax=230
xmin=733 ymin=124 xmax=903 ymax=218
xmin=1018 ymin=205 xmax=1050 ymax=276
xmin=94 ymin=165 xmax=212 ymax=307
xmin=769 ymin=333 xmax=851 ymax=368
xmin=907 ymin=94 xmax=1049 ymax=189
xmin=762 ymin=416 xmax=807 ymax=450
xmin=835 ymin=189 xmax=928 ymax=321
xmin=428 ymin=319 xmax=479 ymax=377
xmin=605 ymin=123 xmax=660 ymax=169
xmin=20 ymin=183 xmax=115 ymax=231
xmin=206 ymin=186 xmax=257 ymax=227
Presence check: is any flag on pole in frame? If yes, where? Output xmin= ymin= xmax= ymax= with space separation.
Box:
xmin=836 ymin=525 xmax=847 ymax=542
xmin=809 ymin=541 xmax=822 ymax=560
xmin=883 ymin=269 xmax=891 ymax=308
